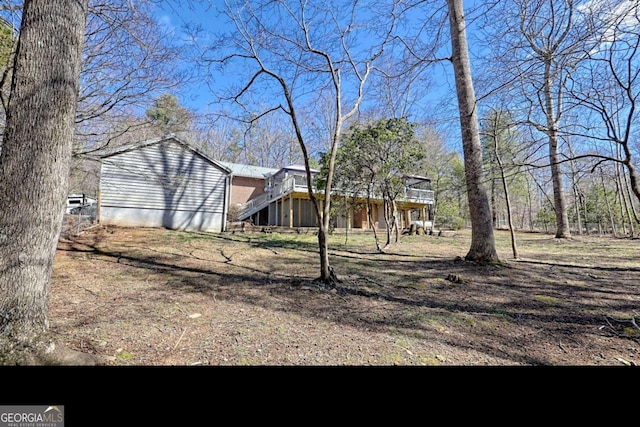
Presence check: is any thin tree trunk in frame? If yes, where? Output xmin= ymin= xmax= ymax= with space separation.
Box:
xmin=493 ymin=131 xmax=518 ymax=259
xmin=600 ymin=168 xmax=617 ymax=237
xmin=383 ymin=199 xmax=392 ymax=249
xmin=367 ymin=198 xmax=383 ymax=253
xmin=623 ymin=175 xmax=638 ymax=236
xmin=291 ymin=94 xmax=336 ymax=285
xmin=568 ymin=142 xmax=583 ymax=235
xmin=432 ymin=177 xmax=441 ymax=231
xmin=392 ymin=199 xmax=400 ymax=243
xmin=526 ymin=174 xmax=534 ymax=232
xmin=0 ymin=0 xmax=95 ymax=365
xmin=572 ymin=184 xmax=582 ymax=235
xmin=611 ymin=146 xmax=627 ymax=234
xmin=621 ymin=149 xmax=640 ymax=225
xmin=582 ymin=189 xmax=589 ymax=235
xmin=343 ymin=194 xmax=349 ymax=247
xmin=491 ymin=166 xmax=497 ymax=228
xmin=447 ymin=0 xmax=499 ymax=262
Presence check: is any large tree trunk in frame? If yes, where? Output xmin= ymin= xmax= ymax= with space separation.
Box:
xmin=446 ymin=0 xmax=499 ymax=262
xmin=622 ymin=151 xmax=640 ymax=227
xmin=0 ymin=0 xmax=95 ymax=365
xmin=543 ymin=61 xmax=571 ymax=238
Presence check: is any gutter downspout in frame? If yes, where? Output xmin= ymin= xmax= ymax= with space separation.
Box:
xmin=223 ymin=173 xmax=232 ymax=232
xmin=97 ymin=161 xmax=103 ymax=224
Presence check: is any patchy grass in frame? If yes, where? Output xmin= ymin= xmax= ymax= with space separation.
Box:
xmin=533 ymin=295 xmax=563 ymax=306
xmin=50 ymin=226 xmax=640 ymax=366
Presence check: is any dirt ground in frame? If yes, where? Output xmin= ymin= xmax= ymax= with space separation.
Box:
xmin=50 ymin=224 xmax=640 ymax=366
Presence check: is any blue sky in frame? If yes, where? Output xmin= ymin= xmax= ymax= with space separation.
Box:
xmin=153 ymin=1 xmax=460 ymax=114
xmin=152 ymin=2 xmax=223 ymax=113
xmin=151 ymin=0 xmax=487 ymax=151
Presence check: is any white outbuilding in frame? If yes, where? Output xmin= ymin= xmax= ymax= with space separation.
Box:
xmin=98 ymin=135 xmax=231 ymax=232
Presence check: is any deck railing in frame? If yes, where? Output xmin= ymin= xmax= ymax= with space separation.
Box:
xmin=403 ymin=188 xmax=435 ymax=203
xmin=236 ymin=175 xmax=298 ymax=219
xmin=236 ymin=175 xmax=435 ymax=220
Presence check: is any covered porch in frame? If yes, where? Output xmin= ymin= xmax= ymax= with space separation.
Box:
xmin=247 ymin=192 xmax=433 ymax=231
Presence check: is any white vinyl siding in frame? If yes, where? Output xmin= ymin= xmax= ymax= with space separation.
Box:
xmin=99 ymin=139 xmax=229 ymax=232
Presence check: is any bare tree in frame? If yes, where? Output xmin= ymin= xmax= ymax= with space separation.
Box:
xmin=392 ymin=0 xmax=498 ymax=259
xmin=566 ymin=1 xmax=640 ymax=225
xmin=0 ymin=1 xmax=188 ymax=152
xmin=0 ymin=0 xmax=98 ymax=365
xmin=74 ymin=0 xmax=189 ymax=153
xmin=446 ymin=0 xmax=499 ymax=262
xmin=207 ymin=0 xmax=397 ymax=284
xmin=190 ymin=113 xmax=246 ymax=162
xmin=367 ymin=54 xmax=435 ymax=120
xmin=506 ymin=0 xmax=582 ymax=238
xmin=221 ymin=111 xmax=303 ymax=167
xmin=476 ymin=0 xmax=635 ymax=238
xmin=482 ymin=109 xmax=519 ymax=258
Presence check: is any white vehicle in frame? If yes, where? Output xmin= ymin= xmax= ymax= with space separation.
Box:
xmin=66 ymin=194 xmax=96 ymax=214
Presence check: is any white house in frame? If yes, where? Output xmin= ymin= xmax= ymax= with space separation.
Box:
xmin=95 ymin=134 xmax=435 ymax=233
xmin=234 ymin=165 xmax=435 ymax=230
xmin=98 ymin=135 xmax=231 ymax=232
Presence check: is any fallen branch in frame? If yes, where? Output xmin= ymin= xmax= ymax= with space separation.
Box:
xmin=173 ymin=327 xmax=188 ymax=351
xmin=558 ymin=340 xmax=568 ymax=353
xmin=220 ymin=249 xmax=233 ymax=263
xmin=603 ymin=315 xmax=640 ymax=335
xmin=259 ymin=245 xmax=279 ymax=254
xmin=393 ymin=342 xmax=414 ymax=356
xmin=75 ymin=284 xmax=99 ymax=297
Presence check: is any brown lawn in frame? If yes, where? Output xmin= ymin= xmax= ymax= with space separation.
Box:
xmin=50 ymin=224 xmax=640 ymax=366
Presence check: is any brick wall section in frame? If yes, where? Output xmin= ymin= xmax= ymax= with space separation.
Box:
xmin=230 ymin=176 xmax=265 ymax=205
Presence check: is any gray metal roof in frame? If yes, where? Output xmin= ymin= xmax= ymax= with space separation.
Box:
xmin=218 ymin=161 xmax=279 ymax=179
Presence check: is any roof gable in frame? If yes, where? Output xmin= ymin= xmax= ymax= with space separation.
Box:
xmin=98 ymin=134 xmax=232 ymax=174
